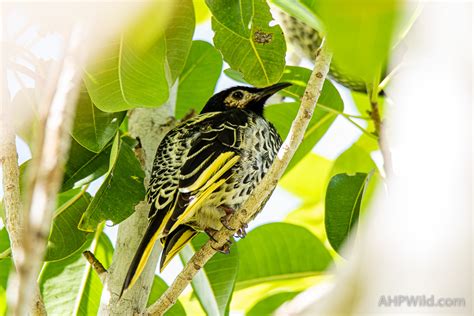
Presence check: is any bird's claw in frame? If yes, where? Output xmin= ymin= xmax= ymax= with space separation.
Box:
xmin=211 ymin=240 xmax=231 ymax=254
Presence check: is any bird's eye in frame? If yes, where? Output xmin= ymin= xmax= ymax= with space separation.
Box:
xmin=232 ymin=91 xmax=244 ymax=100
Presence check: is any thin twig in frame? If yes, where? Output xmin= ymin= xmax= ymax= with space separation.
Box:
xmin=83 ymin=251 xmax=107 ymax=284
xmin=146 ymin=40 xmax=333 ymax=316
xmin=368 ymin=76 xmax=393 ymax=176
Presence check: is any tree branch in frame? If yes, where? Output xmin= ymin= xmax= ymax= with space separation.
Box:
xmin=1 ymin=31 xmax=47 ymax=316
xmin=146 ymin=40 xmax=333 ymax=316
xmin=5 ymin=25 xmax=87 ymax=315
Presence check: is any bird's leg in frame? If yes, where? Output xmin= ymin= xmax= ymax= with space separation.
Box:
xmin=219 ymin=204 xmax=236 ymax=230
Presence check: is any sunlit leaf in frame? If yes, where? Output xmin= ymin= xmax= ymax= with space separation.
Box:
xmin=280 ymin=153 xmax=333 ymax=204
xmin=84 ymin=0 xmax=195 ymax=111
xmin=175 ymin=40 xmax=222 ymax=118
xmin=72 ymin=86 xmax=126 ymax=153
xmin=236 ymin=223 xmax=332 ymax=289
xmin=247 ymin=291 xmax=301 ymax=316
xmin=325 ymin=172 xmax=371 ymax=252
xmin=181 ymin=234 xmax=239 ymax=316
xmin=78 ymin=134 xmax=145 ymax=231
xmin=206 ymin=0 xmax=286 ymax=86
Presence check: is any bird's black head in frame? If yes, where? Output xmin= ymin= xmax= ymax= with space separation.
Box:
xmin=200 ymin=82 xmax=292 ymax=116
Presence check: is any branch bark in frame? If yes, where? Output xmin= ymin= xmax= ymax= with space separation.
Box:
xmin=98 ymin=93 xmax=176 ymax=315
xmin=146 ymin=40 xmax=333 ymax=316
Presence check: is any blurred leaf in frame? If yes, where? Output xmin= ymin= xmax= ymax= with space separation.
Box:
xmin=265 ymin=80 xmax=343 ymax=173
xmin=236 ymin=223 xmax=332 ymax=289
xmin=84 ymin=0 xmax=195 ymax=111
xmin=78 ymin=134 xmax=145 ymax=231
xmin=72 ymin=86 xmax=126 ymax=153
xmin=325 ymin=172 xmax=370 ymax=252
xmin=147 ymin=276 xmax=186 ymax=315
xmin=206 ymin=0 xmax=286 ymax=86
xmin=247 ymin=291 xmax=301 ymax=316
xmin=280 ymin=153 xmax=333 ymax=204
xmin=311 ymin=0 xmax=402 ymax=85
xmin=180 ymin=234 xmax=239 ymax=316
xmin=284 ymin=202 xmax=327 ymax=246
xmin=175 ymin=40 xmax=223 ymax=118
xmin=270 ymin=0 xmax=324 ymax=31
xmin=45 ymin=190 xmax=92 ymax=261
xmin=62 ymin=138 xmax=112 ymax=192
xmin=40 ymin=232 xmax=113 ymax=315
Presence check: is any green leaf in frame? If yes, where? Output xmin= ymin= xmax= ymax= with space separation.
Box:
xmin=78 ymin=134 xmax=145 ymax=231
xmin=40 ymin=232 xmax=113 ymax=315
xmin=265 ymin=80 xmax=343 ymax=172
xmin=72 ymin=86 xmax=126 ymax=153
xmin=175 ymin=40 xmax=223 ymax=119
xmin=325 ymin=172 xmax=370 ymax=252
xmin=278 ymin=66 xmax=312 ymax=100
xmin=62 ymin=138 xmax=112 ymax=192
xmin=207 ymin=0 xmax=286 ymax=86
xmin=45 ymin=190 xmax=92 ymax=261
xmin=84 ymin=0 xmax=195 ymax=111
xmin=310 ymin=0 xmax=402 ymax=85
xmin=147 ymin=276 xmax=186 ymax=316
xmin=236 ymin=223 xmax=332 ymax=289
xmin=247 ymin=291 xmax=301 ymax=316
xmin=180 ymin=234 xmax=239 ymax=316
xmin=0 ymin=228 xmax=12 ymax=293
xmin=164 ymin=0 xmax=196 ymax=83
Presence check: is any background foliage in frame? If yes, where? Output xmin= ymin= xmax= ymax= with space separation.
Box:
xmin=0 ymin=0 xmax=408 ymax=314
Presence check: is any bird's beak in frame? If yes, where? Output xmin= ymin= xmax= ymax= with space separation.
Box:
xmin=256 ymin=82 xmax=292 ymax=99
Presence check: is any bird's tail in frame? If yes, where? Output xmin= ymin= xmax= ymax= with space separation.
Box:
xmin=119 ymin=217 xmax=164 ymax=298
xmin=160 ymin=225 xmax=198 ymax=272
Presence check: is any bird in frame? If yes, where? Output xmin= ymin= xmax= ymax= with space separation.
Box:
xmin=119 ymin=82 xmax=291 ymax=297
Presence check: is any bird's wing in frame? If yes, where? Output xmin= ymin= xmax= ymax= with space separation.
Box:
xmin=164 ymin=112 xmax=246 ymax=234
